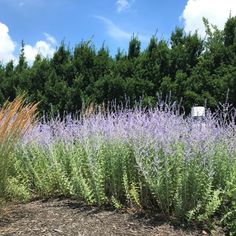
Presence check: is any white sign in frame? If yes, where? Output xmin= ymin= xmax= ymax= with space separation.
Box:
xmin=191 ymin=106 xmax=205 ymax=117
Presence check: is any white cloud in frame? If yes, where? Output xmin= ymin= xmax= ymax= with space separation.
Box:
xmin=182 ymin=0 xmax=236 ymax=37
xmin=95 ymin=16 xmax=131 ymax=40
xmin=43 ymin=33 xmax=57 ymax=45
xmin=95 ymin=15 xmax=150 ymax=42
xmin=0 ymin=22 xmax=16 ymax=64
xmin=24 ymin=34 xmax=56 ymax=64
xmin=0 ymin=22 xmax=56 ymax=64
xmin=116 ymin=0 xmax=134 ymax=13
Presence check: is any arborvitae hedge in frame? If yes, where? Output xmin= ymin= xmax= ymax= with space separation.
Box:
xmin=0 ymin=17 xmax=236 ymax=115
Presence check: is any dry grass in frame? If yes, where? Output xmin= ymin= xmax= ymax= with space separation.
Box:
xmin=0 ymin=96 xmax=38 ymax=203
xmin=83 ymin=102 xmax=108 ymax=118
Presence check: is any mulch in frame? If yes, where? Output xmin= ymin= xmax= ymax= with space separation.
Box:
xmin=0 ymin=199 xmax=222 ymax=236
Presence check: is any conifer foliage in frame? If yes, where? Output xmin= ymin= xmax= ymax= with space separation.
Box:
xmin=0 ymin=17 xmax=236 ymax=113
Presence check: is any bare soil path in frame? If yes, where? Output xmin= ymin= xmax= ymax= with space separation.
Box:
xmin=0 ymin=199 xmax=218 ymax=236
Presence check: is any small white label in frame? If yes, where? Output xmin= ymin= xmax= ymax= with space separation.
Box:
xmin=191 ymin=106 xmax=205 ymax=117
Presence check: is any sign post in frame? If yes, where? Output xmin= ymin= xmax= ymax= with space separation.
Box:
xmin=191 ymin=106 xmax=205 ymax=121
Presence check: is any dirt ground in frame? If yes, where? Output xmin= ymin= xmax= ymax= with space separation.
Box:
xmin=0 ymin=199 xmax=222 ymax=236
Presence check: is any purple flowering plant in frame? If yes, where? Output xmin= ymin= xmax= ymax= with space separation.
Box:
xmin=7 ymin=101 xmax=236 ymax=231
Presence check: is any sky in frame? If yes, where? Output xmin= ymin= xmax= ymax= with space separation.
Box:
xmin=0 ymin=0 xmax=236 ymax=64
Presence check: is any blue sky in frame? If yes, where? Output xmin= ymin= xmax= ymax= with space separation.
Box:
xmin=0 ymin=0 xmax=236 ymax=63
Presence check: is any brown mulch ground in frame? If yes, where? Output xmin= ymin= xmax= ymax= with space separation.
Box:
xmin=0 ymin=199 xmax=223 ymax=236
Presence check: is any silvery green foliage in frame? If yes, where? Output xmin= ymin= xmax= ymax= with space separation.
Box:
xmin=17 ymin=104 xmax=236 ymax=232
xmin=23 ymin=105 xmax=236 ymax=159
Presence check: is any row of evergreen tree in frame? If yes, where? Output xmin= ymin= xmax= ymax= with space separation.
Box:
xmin=0 ymin=17 xmax=236 ymax=115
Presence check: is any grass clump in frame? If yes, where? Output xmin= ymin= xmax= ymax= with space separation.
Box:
xmin=0 ymin=96 xmax=37 ymax=207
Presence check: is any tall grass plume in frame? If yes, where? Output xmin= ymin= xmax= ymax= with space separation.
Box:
xmin=0 ymin=96 xmax=37 ymax=206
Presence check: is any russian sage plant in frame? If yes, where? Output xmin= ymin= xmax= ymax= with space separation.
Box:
xmin=8 ymin=103 xmax=236 ymax=233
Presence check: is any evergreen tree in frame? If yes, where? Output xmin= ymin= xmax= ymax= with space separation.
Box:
xmin=0 ymin=17 xmax=235 ymax=114
xmin=128 ymin=36 xmax=141 ymax=59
